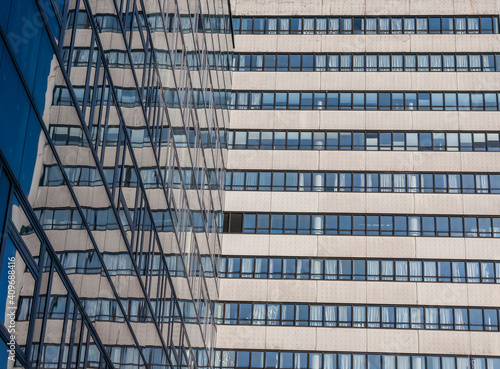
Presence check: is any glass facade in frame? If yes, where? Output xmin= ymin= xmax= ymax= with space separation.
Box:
xmin=0 ymin=0 xmax=231 ymax=368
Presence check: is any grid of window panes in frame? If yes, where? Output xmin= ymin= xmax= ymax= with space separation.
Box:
xmin=41 ymin=165 xmax=500 ymax=194
xmin=225 ymin=171 xmax=500 ymax=193
xmin=215 ymin=350 xmax=500 ymax=369
xmin=232 ymin=53 xmax=500 ymax=72
xmin=214 ymin=301 xmax=500 ymax=330
xmin=218 ymin=257 xmax=500 ymax=283
xmin=226 ymin=213 xmax=500 ymax=237
xmin=232 ymin=16 xmax=500 ymax=34
xmin=32 ymin=207 xmax=222 ymax=233
xmin=39 ymin=251 xmax=500 ymax=284
xmin=64 ymin=47 xmax=232 ymax=71
xmin=67 ymin=10 xmax=232 ymax=34
xmin=230 ymin=91 xmax=500 ymax=110
xmin=226 ymin=131 xmax=500 ymax=151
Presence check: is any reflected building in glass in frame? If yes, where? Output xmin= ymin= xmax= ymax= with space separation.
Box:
xmin=0 ymin=0 xmax=232 ymax=367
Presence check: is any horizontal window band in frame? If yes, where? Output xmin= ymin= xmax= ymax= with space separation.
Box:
xmin=232 ymin=53 xmax=500 ymax=72
xmin=230 ymin=91 xmax=500 ymax=111
xmin=215 ymin=349 xmax=500 ymax=369
xmin=225 ymin=171 xmax=500 ymax=194
xmin=215 ymin=301 xmax=500 ymax=332
xmin=233 ymin=15 xmax=499 ymax=35
xmin=224 ymin=213 xmax=500 ymax=237
xmin=51 ymin=250 xmax=500 ymax=284
xmin=227 ymin=130 xmax=500 ymax=152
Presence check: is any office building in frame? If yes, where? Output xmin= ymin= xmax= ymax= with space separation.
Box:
xmin=217 ymin=1 xmax=500 ymax=369
xmin=0 ymin=0 xmax=232 ymax=367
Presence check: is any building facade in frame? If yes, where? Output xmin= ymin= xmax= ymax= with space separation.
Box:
xmin=217 ymin=1 xmax=500 ymax=369
xmin=0 ymin=0 xmax=232 ymax=368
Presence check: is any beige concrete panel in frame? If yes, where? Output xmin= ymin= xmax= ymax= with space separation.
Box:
xmin=414 ymin=194 xmax=464 ymax=215
xmin=461 ymin=152 xmax=500 ymax=172
xmin=277 ymin=0 xmax=323 ymax=16
xmin=410 ymin=35 xmax=457 ymax=53
xmin=321 ymin=36 xmax=366 ymax=53
xmin=221 ymin=234 xmax=270 ymax=256
xmin=232 ymin=0 xmax=278 ymax=15
xmin=267 ymin=280 xmax=317 ymax=302
xmin=368 ymin=330 xmax=419 ymax=353
xmin=277 ymin=35 xmax=322 ymax=53
xmin=267 ymin=327 xmax=317 ymax=350
xmin=411 ymin=72 xmax=458 ymax=91
xmin=418 ymin=331 xmax=471 ymax=355
xmin=318 ymin=193 xmax=367 ymax=213
xmin=320 ymin=111 xmax=366 ymax=130
xmin=365 ymin=112 xmax=413 ymax=131
xmin=224 ymin=191 xmax=272 ymax=212
xmin=417 ymin=283 xmax=468 ymax=306
xmin=456 ymin=35 xmax=500 ymax=52
xmin=415 ymin=238 xmax=466 ymax=260
xmin=232 ymin=72 xmax=276 ymax=90
xmin=319 ymin=151 xmax=367 ymax=171
xmin=318 ymin=236 xmax=368 ymax=257
xmin=366 ymin=73 xmax=412 ymax=91
xmin=274 ymin=110 xmax=320 ymax=130
xmin=316 ymin=328 xmax=367 ymax=352
xmin=468 ymin=284 xmax=500 ymax=307
xmin=366 ymin=282 xmax=417 ymax=305
xmin=458 ymin=73 xmax=500 ymax=91
xmin=453 ymin=0 xmax=500 ymax=14
xmin=366 ymin=35 xmax=412 ymax=53
xmin=412 ymin=111 xmax=459 ymax=130
xmin=463 ymin=194 xmax=500 ymax=215
xmin=273 ymin=150 xmax=319 ymax=170
xmin=367 ymin=237 xmax=417 ymax=259
xmin=366 ymin=193 xmax=415 ymax=214
xmin=227 ymin=150 xmax=273 ymax=170
xmin=458 ymin=112 xmax=500 ymax=131
xmin=276 ymin=72 xmax=320 ymax=90
xmin=269 ymin=235 xmax=318 ymax=257
xmin=271 ymin=192 xmax=319 ymax=212
xmin=367 ymin=0 xmax=409 ymax=15
xmin=413 ymin=152 xmax=462 ymax=172
xmin=230 ymin=110 xmax=275 ymax=130
xmin=366 ymin=152 xmax=414 ymax=171
xmin=465 ymin=239 xmax=500 ymax=260
xmin=216 ymin=325 xmax=267 ymax=349
xmin=316 ymin=281 xmax=367 ymax=303
xmin=470 ymin=332 xmax=500 ymax=355
xmin=234 ymin=35 xmax=278 ymax=53
xmin=316 ymin=71 xmax=366 ymax=91
xmin=409 ymin=0 xmax=455 ymax=14
xmin=219 ymin=279 xmax=268 ymax=301
xmin=322 ymin=0 xmax=366 ymax=15
xmin=320 ymin=72 xmax=366 ymax=90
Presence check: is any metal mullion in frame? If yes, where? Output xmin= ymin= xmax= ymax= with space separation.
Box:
xmin=56 ymin=295 xmax=73 ymax=369
xmin=35 ymin=260 xmax=55 ymax=368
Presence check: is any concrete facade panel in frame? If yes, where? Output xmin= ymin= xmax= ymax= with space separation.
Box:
xmin=316 ymin=328 xmax=367 ymax=352
xmin=418 ymin=331 xmax=471 ymax=355
xmin=417 ymin=283 xmax=468 ymax=306
xmin=219 ymin=279 xmax=269 ymax=301
xmin=221 ymin=234 xmax=270 ymax=256
xmin=216 ymin=325 xmax=267 ymax=349
xmin=318 ymin=236 xmax=368 ymax=258
xmin=367 ymin=330 xmax=419 ymax=353
xmin=415 ymin=238 xmax=466 ymax=260
xmin=266 ymin=327 xmax=317 ymax=350
xmin=269 ymin=235 xmax=319 ymax=257
xmin=224 ymin=191 xmax=272 ymax=212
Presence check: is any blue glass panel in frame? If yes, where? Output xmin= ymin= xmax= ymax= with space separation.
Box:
xmin=0 ymin=49 xmax=31 ymax=175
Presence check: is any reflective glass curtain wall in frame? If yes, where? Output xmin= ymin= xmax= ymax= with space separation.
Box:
xmin=0 ymin=0 xmax=232 ymax=367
